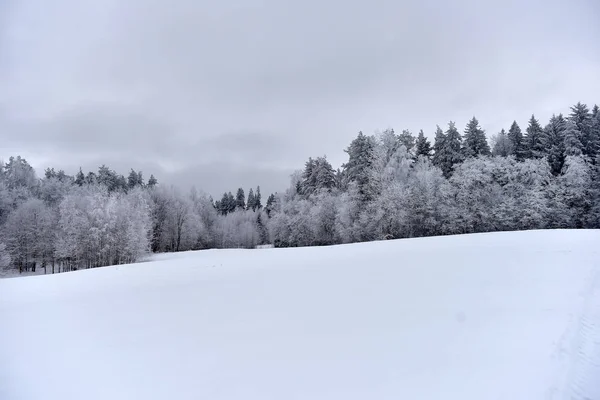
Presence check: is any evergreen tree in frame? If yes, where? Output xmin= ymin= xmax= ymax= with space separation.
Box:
xmin=256 ymin=212 xmax=268 ymax=244
xmin=435 ymin=122 xmax=463 ymax=178
xmin=591 ymin=105 xmax=600 ymax=164
xmin=254 ymin=186 xmax=262 ymax=210
xmin=235 ymin=188 xmax=246 ymax=210
xmin=75 ymin=168 xmax=85 ymax=186
xmin=541 ymin=114 xmax=567 ymax=176
xmin=265 ymin=193 xmax=276 ymax=217
xmin=432 ymin=125 xmax=446 ymax=168
xmin=247 ymin=188 xmax=255 ymax=211
xmin=507 ymin=121 xmax=525 ymax=160
xmin=462 ymin=117 xmax=491 ymax=158
xmin=563 ymin=120 xmax=584 ymax=156
xmin=525 ymin=115 xmax=545 ymax=159
xmin=227 ymin=192 xmax=236 ymax=214
xmin=569 ymin=102 xmax=595 ymax=159
xmin=147 ymin=174 xmax=158 ymax=188
xmin=342 ymin=131 xmax=378 ymax=202
xmin=492 ymin=129 xmax=511 ymax=157
xmin=128 ymin=169 xmax=141 ymax=189
xmin=398 ymin=130 xmax=416 ymax=156
xmin=415 ymin=129 xmax=432 ymax=159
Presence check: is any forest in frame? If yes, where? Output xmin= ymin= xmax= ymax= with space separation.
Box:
xmin=1 ymin=102 xmax=599 ymax=274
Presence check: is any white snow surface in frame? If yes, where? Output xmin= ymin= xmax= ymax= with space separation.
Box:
xmin=1 ymin=230 xmax=600 ymax=400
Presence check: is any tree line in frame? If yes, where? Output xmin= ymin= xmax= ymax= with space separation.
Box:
xmin=1 ymin=102 xmax=599 ymax=274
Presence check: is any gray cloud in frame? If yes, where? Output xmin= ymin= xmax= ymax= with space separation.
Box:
xmin=1 ymin=0 xmax=599 ymax=196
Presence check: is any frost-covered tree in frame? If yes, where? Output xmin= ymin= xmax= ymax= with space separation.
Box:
xmin=75 ymin=168 xmax=85 ymax=186
xmin=5 ymin=198 xmax=55 ymax=273
xmin=0 ymin=242 xmax=10 ymax=270
xmin=462 ymin=117 xmax=491 ymax=158
xmin=563 ymin=120 xmax=584 ymax=157
xmin=147 ymin=174 xmax=158 ymax=187
xmin=492 ymin=129 xmax=512 ymax=157
xmin=398 ymin=129 xmax=416 ymax=157
xmin=342 ymin=131 xmax=379 ymax=202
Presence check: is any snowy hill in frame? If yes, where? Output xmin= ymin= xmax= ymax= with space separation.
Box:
xmin=1 ymin=230 xmax=599 ymax=400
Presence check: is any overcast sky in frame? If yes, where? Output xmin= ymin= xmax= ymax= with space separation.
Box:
xmin=1 ymin=0 xmax=599 ymax=196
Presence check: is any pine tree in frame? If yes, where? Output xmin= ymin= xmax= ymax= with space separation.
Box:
xmin=525 ymin=115 xmax=545 ymax=159
xmin=415 ymin=129 xmax=432 ymax=159
xmin=254 ymin=186 xmax=262 ymax=210
xmin=492 ymin=129 xmax=511 ymax=157
xmin=75 ymin=168 xmax=85 ymax=186
xmin=432 ymin=125 xmax=446 ymax=167
xmin=235 ymin=188 xmax=246 ymax=210
xmin=128 ymin=169 xmax=140 ymax=189
xmin=434 ymin=122 xmax=463 ymax=178
xmin=247 ymin=188 xmax=255 ymax=211
xmin=265 ymin=193 xmax=276 ymax=217
xmin=342 ymin=131 xmax=378 ymax=202
xmin=569 ymin=102 xmax=595 ymax=159
xmin=462 ymin=117 xmax=491 ymax=158
xmin=147 ymin=174 xmax=158 ymax=188
xmin=563 ymin=120 xmax=584 ymax=157
xmin=591 ymin=105 xmax=600 ymax=164
xmin=507 ymin=121 xmax=525 ymax=160
xmin=398 ymin=130 xmax=416 ymax=156
xmin=227 ymin=192 xmax=236 ymax=214
xmin=541 ymin=114 xmax=567 ymax=176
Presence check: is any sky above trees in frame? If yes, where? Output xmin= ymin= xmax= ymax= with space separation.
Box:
xmin=1 ymin=0 xmax=599 ymax=195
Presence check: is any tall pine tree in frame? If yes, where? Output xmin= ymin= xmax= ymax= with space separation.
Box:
xmin=541 ymin=114 xmax=567 ymax=176
xmin=525 ymin=115 xmax=545 ymax=159
xmin=462 ymin=117 xmax=491 ymax=158
xmin=507 ymin=121 xmax=525 ymax=160
xmin=415 ymin=129 xmax=432 ymax=159
xmin=432 ymin=125 xmax=446 ymax=168
xmin=569 ymin=102 xmax=595 ymax=159
xmin=434 ymin=122 xmax=463 ymax=178
xmin=235 ymin=188 xmax=246 ymax=210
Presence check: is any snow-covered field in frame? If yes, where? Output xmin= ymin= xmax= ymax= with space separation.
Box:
xmin=1 ymin=230 xmax=599 ymax=400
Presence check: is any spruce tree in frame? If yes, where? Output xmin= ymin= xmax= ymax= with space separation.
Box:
xmin=398 ymin=130 xmax=416 ymax=156
xmin=415 ymin=129 xmax=432 ymax=159
xmin=247 ymin=188 xmax=255 ymax=211
xmin=235 ymin=188 xmax=246 ymax=210
xmin=563 ymin=120 xmax=584 ymax=156
xmin=541 ymin=114 xmax=567 ymax=176
xmin=342 ymin=131 xmax=378 ymax=202
xmin=525 ymin=115 xmax=545 ymax=159
xmin=569 ymin=102 xmax=595 ymax=159
xmin=227 ymin=192 xmax=236 ymax=214
xmin=432 ymin=125 xmax=446 ymax=168
xmin=147 ymin=174 xmax=158 ymax=188
xmin=507 ymin=121 xmax=525 ymax=160
xmin=462 ymin=117 xmax=491 ymax=158
xmin=254 ymin=186 xmax=262 ymax=210
xmin=265 ymin=194 xmax=276 ymax=217
xmin=128 ymin=169 xmax=140 ymax=189
xmin=75 ymin=168 xmax=85 ymax=186
xmin=440 ymin=121 xmax=464 ymax=178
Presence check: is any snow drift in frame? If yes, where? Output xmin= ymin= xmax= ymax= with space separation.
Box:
xmin=1 ymin=230 xmax=599 ymax=400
